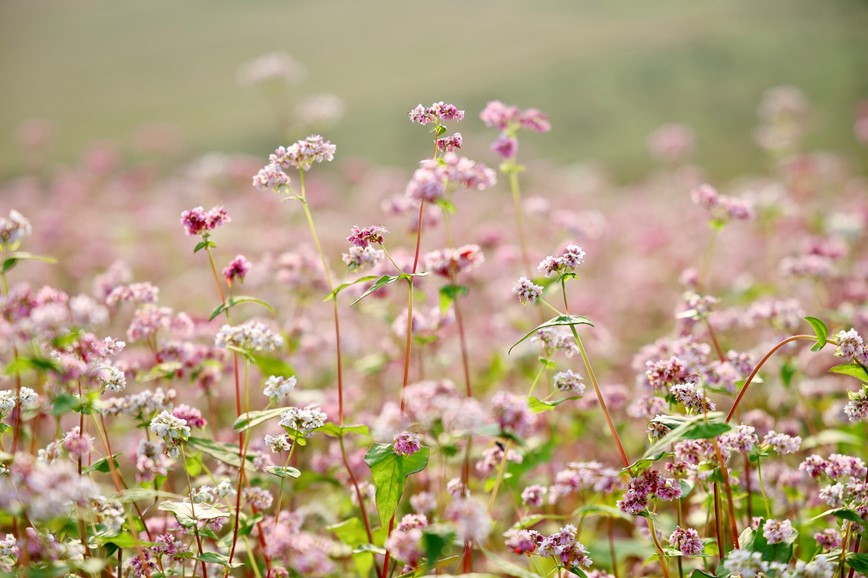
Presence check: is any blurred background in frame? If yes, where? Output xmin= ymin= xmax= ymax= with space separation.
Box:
xmin=2 ymin=0 xmax=867 ymax=182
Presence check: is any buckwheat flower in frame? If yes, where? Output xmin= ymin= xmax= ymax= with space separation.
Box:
xmin=346 ymin=225 xmax=388 ymax=247
xmin=270 ymin=135 xmax=336 ymax=171
xmin=409 ymin=102 xmax=465 ymax=125
xmin=136 ymin=440 xmax=171 ymax=482
xmin=149 ymin=410 xmax=191 ymax=459
xmin=263 ymin=375 xmax=296 ymax=403
xmin=504 ymin=529 xmax=542 ymax=556
xmin=0 ymin=533 xmax=18 ymax=560
xmin=670 ymin=381 xmax=715 ymax=412
xmin=491 ymin=134 xmax=519 ymax=159
xmin=537 ymin=525 xmax=593 ymax=568
xmin=0 ymin=210 xmax=32 ymax=248
xmin=215 ymin=320 xmax=283 ymax=352
xmin=656 ymin=478 xmax=683 ymax=501
xmin=519 ymin=108 xmax=551 ymax=133
xmin=437 ymin=132 xmax=462 ymax=152
xmin=106 ymin=282 xmax=160 ymax=307
xmin=424 ymin=244 xmax=484 ymax=278
xmin=720 ymin=425 xmax=758 ymax=454
xmin=18 ymin=387 xmax=38 ymax=410
xmin=446 ymin=478 xmax=469 ymax=498
xmin=691 ymin=184 xmax=719 ymax=210
xmin=512 ymin=276 xmax=542 ymax=304
xmin=814 ymin=528 xmax=841 ymax=550
xmin=279 ymin=405 xmax=327 ymax=437
xmin=763 ymin=519 xmax=793 ymax=544
xmin=237 ymin=51 xmax=305 ymax=87
xmin=62 ymin=427 xmax=94 ymax=457
xmin=763 ymin=431 xmax=801 ymax=455
xmin=96 ymin=364 xmax=126 ymax=393
xmin=669 ymin=526 xmax=703 ymax=556
xmin=521 ymin=484 xmax=547 ymax=508
xmin=244 ymin=487 xmax=273 ymax=511
xmin=480 ymin=101 xmax=521 ymax=130
xmin=648 ymin=123 xmax=694 ymax=163
xmin=492 ymin=391 xmax=536 ymax=437
xmin=342 ymin=245 xmax=384 ymax=272
xmin=264 ymin=433 xmax=293 ymax=453
xmin=553 ymin=369 xmax=585 ymax=394
xmin=223 ymin=255 xmax=252 ymax=286
xmin=410 ymin=491 xmax=436 ymax=514
xmin=386 ymin=514 xmax=427 ymax=567
xmin=844 ymin=386 xmax=868 ymax=422
xmin=722 ymin=549 xmax=768 ymax=578
xmin=0 ymin=391 xmax=17 ymax=419
xmin=180 ymin=206 xmax=231 ymax=236
xmin=393 ymin=431 xmax=421 ymax=456
xmin=172 ymin=404 xmax=207 ymax=429
xmin=252 ymin=162 xmax=291 ymax=191
xmin=445 ymin=498 xmax=491 ymax=542
xmin=834 ymin=329 xmax=867 ymax=362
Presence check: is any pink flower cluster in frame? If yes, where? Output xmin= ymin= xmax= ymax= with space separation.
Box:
xmin=617 ymin=469 xmax=682 ymax=515
xmin=405 ymin=153 xmax=497 ymax=203
xmin=690 ymin=184 xmax=755 ymax=222
xmin=423 ymin=244 xmax=484 ymax=278
xmin=480 ymin=100 xmax=551 ymax=160
xmin=409 ymin=102 xmax=464 ymax=125
xmin=180 ymin=205 xmax=230 ymax=237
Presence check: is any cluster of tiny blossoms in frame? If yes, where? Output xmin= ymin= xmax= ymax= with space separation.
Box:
xmin=279 ymin=405 xmax=328 ymax=437
xmin=180 ymin=205 xmax=230 ymax=236
xmin=214 ymin=320 xmax=284 ymax=352
xmin=538 ymin=244 xmax=586 ymax=277
xmin=405 ymin=153 xmax=497 ymax=203
xmin=480 ymin=100 xmax=551 ymax=159
xmin=252 ymin=134 xmax=336 ymax=191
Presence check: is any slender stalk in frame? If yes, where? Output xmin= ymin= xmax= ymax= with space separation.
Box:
xmin=703 ymin=318 xmax=725 ymax=362
xmin=755 ymin=458 xmax=772 ymax=519
xmin=608 ymin=516 xmax=620 ymax=578
xmin=647 ymin=517 xmax=672 ymax=578
xmin=180 ymin=446 xmax=208 ymax=578
xmin=273 ymin=434 xmax=299 ymax=529
xmin=839 ymin=521 xmax=853 ymax=578
xmin=556 ymin=283 xmax=631 ymax=472
xmin=1 ymin=270 xmax=24 ymax=454
xmin=229 ymin=358 xmax=252 ymax=564
xmin=713 ymin=483 xmax=724 ymax=565
xmin=725 ymin=335 xmax=815 ymax=423
xmin=488 ymin=441 xmax=512 ymax=512
xmin=508 ymin=168 xmax=532 ymax=275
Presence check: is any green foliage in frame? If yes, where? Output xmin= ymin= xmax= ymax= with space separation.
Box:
xmin=209 ymin=295 xmax=275 ymax=321
xmin=158 ymin=500 xmax=229 ymax=527
xmin=527 ymin=395 xmax=582 ymax=413
xmin=830 ymin=363 xmax=868 ymax=383
xmin=804 ymin=316 xmax=828 ymax=352
xmin=439 ymin=284 xmax=468 ymax=314
xmin=643 ymin=413 xmax=731 ymax=459
xmin=351 ymin=272 xmax=428 ymax=306
xmin=252 ymin=354 xmax=295 ymax=378
xmin=364 ymin=443 xmax=430 ymax=525
xmin=1 ymin=252 xmax=57 ymax=273
xmin=509 ymin=314 xmax=594 ymax=355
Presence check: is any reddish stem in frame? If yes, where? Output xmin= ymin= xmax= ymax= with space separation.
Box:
xmin=725 ymin=335 xmax=814 ymax=423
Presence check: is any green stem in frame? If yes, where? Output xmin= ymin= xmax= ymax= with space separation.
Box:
xmin=181 ymin=446 xmax=208 ymax=578
xmin=647 ymin=517 xmax=672 ymax=578
xmin=508 ymin=167 xmax=532 ymax=276
xmin=755 ymin=457 xmax=772 ymax=519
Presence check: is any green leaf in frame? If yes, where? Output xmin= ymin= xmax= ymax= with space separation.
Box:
xmin=421 ymin=526 xmax=456 ymax=571
xmin=780 ymin=361 xmax=797 ymax=387
xmin=158 ymin=500 xmax=229 ymax=527
xmin=329 ymin=517 xmax=368 ymax=547
xmin=4 ymin=355 xmax=63 ymax=376
xmin=809 ymin=507 xmax=863 ymax=523
xmin=848 ymin=552 xmax=868 ymax=572
xmin=316 ymin=422 xmax=370 ymax=438
xmin=805 ymin=316 xmax=828 ymax=352
xmin=193 ymin=240 xmax=216 ymax=254
xmin=568 ymin=568 xmax=589 ymax=578
xmin=622 ymin=452 xmax=673 ymax=476
xmin=324 ymin=275 xmax=379 ymax=302
xmin=136 ymin=361 xmax=183 ymax=383
xmin=252 ymin=354 xmax=295 ymax=379
xmin=830 ymin=363 xmax=868 ymax=383
xmin=51 ymin=393 xmax=81 ymax=416
xmin=187 ymin=436 xmax=257 ymax=469
xmin=351 ymin=273 xmax=429 ymax=306
xmin=439 ymin=284 xmax=468 ymax=314
xmin=527 ymin=395 xmax=582 ymax=413
xmin=2 ymin=252 xmax=57 ymax=273
xmin=209 ymin=295 xmax=275 ymax=321
xmin=364 ymin=443 xmax=430 ymax=525
xmin=196 ymin=551 xmax=243 ymax=568
xmin=572 ymin=503 xmax=632 ymax=522
xmin=743 ymin=519 xmax=797 ymax=563
xmin=690 ymin=570 xmax=717 ymax=578
xmin=84 ymin=453 xmax=121 ymax=474
xmin=508 ymin=314 xmax=594 ymax=355
xmin=233 ymin=407 xmax=290 ymax=432
xmin=643 ymin=413 xmax=730 ymax=459
xmin=803 ymin=429 xmax=863 ymax=449
xmin=265 ymin=466 xmax=301 ymax=479
xmin=478 ymin=546 xmax=542 ymax=578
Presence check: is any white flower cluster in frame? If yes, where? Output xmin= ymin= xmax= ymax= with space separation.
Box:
xmin=149 ymin=410 xmax=191 ymax=459
xmin=279 ymin=405 xmax=327 ymax=437
xmin=263 ymin=375 xmax=296 ymax=403
xmin=215 ymin=320 xmax=284 ymax=352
